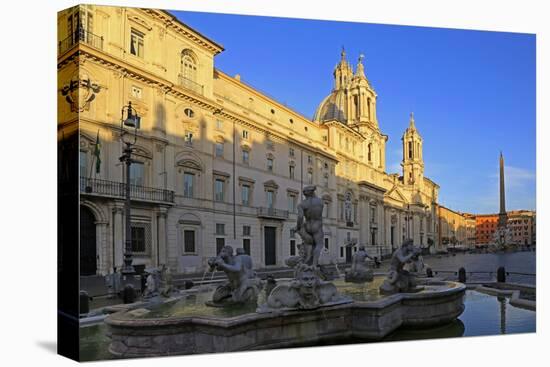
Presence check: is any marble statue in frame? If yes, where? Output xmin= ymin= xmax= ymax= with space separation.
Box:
xmin=405 ymin=253 xmax=427 ymax=275
xmin=291 ymin=185 xmax=324 ymax=267
xmin=143 ymin=270 xmax=159 ymax=298
xmin=206 ymin=245 xmax=262 ymax=306
xmin=264 ymin=274 xmax=277 ymax=299
xmin=259 ymin=192 xmax=352 ymax=311
xmin=345 ymin=245 xmax=374 ymax=283
xmin=259 ymin=264 xmax=344 ymax=311
xmin=379 ymin=239 xmax=423 ymax=294
xmin=159 ymin=264 xmax=174 ymax=297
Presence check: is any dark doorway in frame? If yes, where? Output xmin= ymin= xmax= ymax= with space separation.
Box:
xmin=80 ymin=206 xmax=97 ymax=276
xmin=345 ymin=246 xmax=353 ymax=263
xmin=264 ymin=226 xmax=277 ymax=266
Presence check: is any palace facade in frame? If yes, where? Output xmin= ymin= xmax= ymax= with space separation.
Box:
xmin=58 ymin=5 xmax=440 ymax=276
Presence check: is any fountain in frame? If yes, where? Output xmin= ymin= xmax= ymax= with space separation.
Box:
xmin=105 ymin=186 xmax=466 ymax=358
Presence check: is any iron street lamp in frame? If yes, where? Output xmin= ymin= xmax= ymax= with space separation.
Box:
xmin=406 ymin=204 xmax=413 ymax=240
xmin=119 ymin=101 xmax=140 ymax=277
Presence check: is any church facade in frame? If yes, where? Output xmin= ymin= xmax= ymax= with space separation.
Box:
xmin=58 ymin=5 xmax=440 ymax=275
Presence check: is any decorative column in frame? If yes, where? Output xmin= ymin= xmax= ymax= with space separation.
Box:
xmin=359 ymin=194 xmax=369 ymax=245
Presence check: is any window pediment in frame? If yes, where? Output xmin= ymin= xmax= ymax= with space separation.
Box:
xmin=177 ymin=159 xmax=202 ymax=171
xmin=263 ymin=180 xmax=279 ymax=190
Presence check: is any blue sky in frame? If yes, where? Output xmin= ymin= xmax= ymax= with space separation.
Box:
xmin=170 ymin=10 xmax=536 ymax=214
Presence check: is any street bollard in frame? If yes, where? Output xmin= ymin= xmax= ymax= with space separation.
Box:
xmin=497 ymin=266 xmax=506 ymax=283
xmin=426 ymin=267 xmax=433 ymax=278
xmin=458 ymin=267 xmax=466 ymax=283
xmin=79 ymin=290 xmax=90 ymax=315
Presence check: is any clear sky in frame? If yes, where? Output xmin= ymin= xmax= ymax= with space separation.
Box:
xmin=170 ymin=10 xmax=536 ymax=214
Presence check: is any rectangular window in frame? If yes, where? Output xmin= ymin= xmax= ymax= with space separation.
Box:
xmin=370 ymin=207 xmax=376 ymax=223
xmin=130 ymin=222 xmax=150 ymax=254
xmin=340 ymin=246 xmax=344 ymax=258
xmin=289 ymin=165 xmax=295 ymax=179
xmin=288 ymin=194 xmax=296 ymax=212
xmin=129 ymin=162 xmax=144 ymax=186
xmin=216 ymin=238 xmax=225 ymax=255
xmin=267 ymin=158 xmax=273 ymax=172
xmin=267 ymin=191 xmax=274 ymax=209
xmin=243 ymin=238 xmax=251 ymax=255
xmin=215 ymin=179 xmax=225 ymax=202
xmin=215 ymin=142 xmax=224 ymax=158
xmin=308 ymin=155 xmax=313 ymax=164
xmin=290 ymin=239 xmax=296 ymax=256
xmin=131 ymin=226 xmax=146 ymax=253
xmin=324 ymin=174 xmax=329 ymax=187
xmin=242 ymin=130 xmax=249 ymax=139
xmin=289 ymin=148 xmax=295 ymax=157
xmin=215 ymin=223 xmax=225 ymax=235
xmin=184 ymin=230 xmax=195 ymax=253
xmin=307 ymin=171 xmax=313 ymax=184
xmin=216 ymin=120 xmax=223 ymax=130
xmin=242 ymin=150 xmax=249 ymax=164
xmin=241 ymin=185 xmax=250 ymax=206
xmin=130 ymin=29 xmax=144 ymax=58
xmin=324 ymin=238 xmax=329 ymax=250
xmin=183 ymin=172 xmax=194 ymax=198
xmin=243 ymin=225 xmax=251 ymax=236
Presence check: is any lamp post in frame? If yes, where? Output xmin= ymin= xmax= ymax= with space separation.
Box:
xmin=119 ymin=101 xmax=140 ymax=278
xmin=406 ymin=204 xmax=413 ymax=240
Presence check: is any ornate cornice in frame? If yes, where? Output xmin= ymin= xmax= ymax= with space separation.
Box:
xmin=143 ymin=9 xmax=224 ymax=55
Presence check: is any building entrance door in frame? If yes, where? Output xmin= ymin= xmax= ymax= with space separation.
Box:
xmin=80 ymin=206 xmax=97 ymax=276
xmin=264 ymin=226 xmax=276 ymax=266
xmin=345 ymin=246 xmax=353 ymax=263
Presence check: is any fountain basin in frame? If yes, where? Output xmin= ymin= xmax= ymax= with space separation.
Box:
xmin=106 ymin=280 xmax=465 ymax=358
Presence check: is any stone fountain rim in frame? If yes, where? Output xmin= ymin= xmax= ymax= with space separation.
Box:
xmin=105 ymin=281 xmax=466 ymax=328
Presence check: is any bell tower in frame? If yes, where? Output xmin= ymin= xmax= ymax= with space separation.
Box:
xmin=401 ymin=112 xmax=424 ymax=186
xmin=349 ymin=54 xmax=378 ymax=128
xmin=333 ymin=47 xmax=353 ymax=91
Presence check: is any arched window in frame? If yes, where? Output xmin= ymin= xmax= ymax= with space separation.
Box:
xmin=408 ymin=142 xmax=413 ymax=159
xmin=180 ymin=49 xmax=197 ymax=82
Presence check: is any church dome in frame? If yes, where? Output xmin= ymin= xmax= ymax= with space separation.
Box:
xmin=313 ymin=89 xmax=348 ymax=124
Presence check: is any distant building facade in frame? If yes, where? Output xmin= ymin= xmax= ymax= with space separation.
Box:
xmin=474 ymin=211 xmax=535 ymax=246
xmin=58 ymin=5 xmax=441 ymax=276
xmin=437 ymin=206 xmax=476 ymax=249
xmin=475 ymin=214 xmax=499 ymax=245
xmin=507 ymin=210 xmax=536 ymax=246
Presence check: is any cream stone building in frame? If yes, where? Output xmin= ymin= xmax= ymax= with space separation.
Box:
xmin=437 ymin=206 xmax=476 ymax=249
xmin=58 ymin=5 xmax=440 ymax=276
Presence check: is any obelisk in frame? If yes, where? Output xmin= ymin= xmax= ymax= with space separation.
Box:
xmin=498 ymin=152 xmax=507 ymax=231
